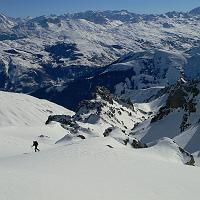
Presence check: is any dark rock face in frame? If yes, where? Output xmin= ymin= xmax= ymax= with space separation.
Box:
xmin=75 ymin=100 xmax=101 ymax=123
xmin=151 ymin=80 xmax=199 ymax=123
xmin=106 ymin=145 xmax=114 ymax=148
xmin=92 ymin=86 xmax=114 ymax=104
xmin=103 ymin=127 xmax=113 ymax=137
xmin=131 ymin=138 xmax=148 ymax=149
xmin=75 ymin=86 xmax=135 ymax=126
xmin=46 ymin=115 xmax=82 ymax=134
xmin=162 ymin=22 xmax=175 ymax=28
xmin=166 ymin=87 xmax=187 ymax=109
xmin=77 ymin=135 xmax=86 ymax=139
xmin=178 ymin=147 xmax=195 ymax=166
xmin=4 ymin=49 xmax=20 ymax=55
xmin=0 ymin=33 xmax=23 ymax=41
xmin=180 ymin=114 xmax=190 ymax=132
xmin=0 ymin=60 xmax=9 ymax=89
xmin=45 ymin=115 xmax=73 ymax=125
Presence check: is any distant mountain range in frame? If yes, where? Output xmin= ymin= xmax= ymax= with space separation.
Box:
xmin=0 ymin=7 xmax=200 ymax=105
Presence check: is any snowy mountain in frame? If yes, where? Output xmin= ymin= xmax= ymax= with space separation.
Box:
xmin=189 ymin=7 xmax=200 ymax=16
xmin=44 ymin=86 xmax=149 ymax=145
xmin=30 ymin=48 xmax=199 ymax=109
xmin=0 ymin=92 xmax=199 ymax=200
xmin=41 ymin=85 xmax=196 ymax=163
xmin=131 ymin=79 xmax=200 ymax=153
xmin=0 ymin=90 xmax=199 ymax=200
xmin=0 ymin=90 xmax=193 ymax=159
xmin=1 ymin=7 xmax=200 ymax=199
xmin=1 ymin=8 xmax=200 ymax=151
xmin=0 ymin=7 xmax=200 ymax=103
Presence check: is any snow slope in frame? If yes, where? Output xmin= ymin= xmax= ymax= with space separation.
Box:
xmin=0 ymin=91 xmax=199 ymax=200
xmin=0 ymin=137 xmax=199 ymax=200
xmin=0 ymin=91 xmax=74 ymax=158
xmin=0 ymin=91 xmax=74 ymax=126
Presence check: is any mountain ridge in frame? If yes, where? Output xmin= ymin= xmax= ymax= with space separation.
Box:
xmin=1 ymin=6 xmax=200 ymax=21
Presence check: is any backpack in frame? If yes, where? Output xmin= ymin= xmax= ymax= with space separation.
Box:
xmin=33 ymin=141 xmax=38 ymax=146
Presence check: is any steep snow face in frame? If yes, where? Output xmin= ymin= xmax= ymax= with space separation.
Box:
xmin=0 ymin=137 xmax=199 ymax=200
xmin=132 ymin=80 xmax=200 ymax=153
xmin=0 ymin=91 xmax=74 ymax=126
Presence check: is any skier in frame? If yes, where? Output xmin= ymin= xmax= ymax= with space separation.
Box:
xmin=32 ymin=141 xmax=40 ymax=152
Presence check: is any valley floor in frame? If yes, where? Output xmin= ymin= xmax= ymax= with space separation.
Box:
xmin=0 ymin=127 xmax=200 ymax=200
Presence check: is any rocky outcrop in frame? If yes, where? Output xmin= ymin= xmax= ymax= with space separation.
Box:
xmin=151 ymin=80 xmax=199 ymax=123
xmin=103 ymin=127 xmax=147 ymax=148
xmin=45 ymin=114 xmax=81 ymax=134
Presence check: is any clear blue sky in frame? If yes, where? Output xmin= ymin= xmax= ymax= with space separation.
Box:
xmin=0 ymin=0 xmax=199 ymax=18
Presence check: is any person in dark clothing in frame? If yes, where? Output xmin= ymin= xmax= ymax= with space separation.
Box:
xmin=32 ymin=141 xmax=40 ymax=152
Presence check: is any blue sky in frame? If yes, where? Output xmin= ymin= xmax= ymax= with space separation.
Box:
xmin=0 ymin=0 xmax=199 ymax=17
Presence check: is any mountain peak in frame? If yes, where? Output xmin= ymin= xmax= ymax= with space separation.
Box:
xmin=189 ymin=7 xmax=200 ymax=15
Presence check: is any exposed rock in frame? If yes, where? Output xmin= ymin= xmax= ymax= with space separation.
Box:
xmin=151 ymin=80 xmax=199 ymax=123
xmin=77 ymin=135 xmax=86 ymax=139
xmin=103 ymin=127 xmax=147 ymax=148
xmin=179 ymin=147 xmax=195 ymax=166
xmin=45 ymin=114 xmax=80 ymax=134
xmin=131 ymin=138 xmax=148 ymax=149
xmin=92 ymin=86 xmax=114 ymax=104
xmin=45 ymin=115 xmax=73 ymax=125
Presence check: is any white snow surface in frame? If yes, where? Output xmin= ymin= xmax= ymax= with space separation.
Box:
xmin=0 ymin=91 xmax=74 ymax=126
xmin=0 ymin=91 xmax=74 ymax=157
xmin=0 ymin=91 xmax=199 ymax=199
xmin=0 ymin=137 xmax=200 ymax=200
